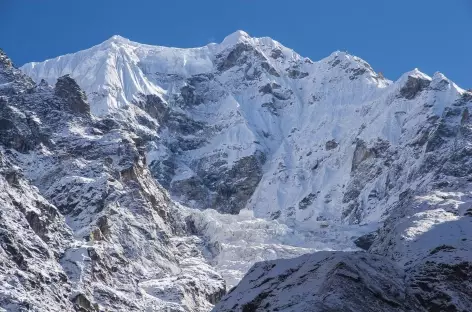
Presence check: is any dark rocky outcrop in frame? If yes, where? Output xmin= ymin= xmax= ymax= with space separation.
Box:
xmin=72 ymin=293 xmax=99 ymax=312
xmin=407 ymin=260 xmax=472 ymax=312
xmin=0 ymin=48 xmax=13 ymax=68
xmin=399 ymin=75 xmax=431 ymax=100
xmin=260 ymin=61 xmax=280 ymax=77
xmin=259 ymin=82 xmax=281 ymax=95
xmin=287 ymin=67 xmax=309 ymax=79
xmin=134 ymin=93 xmax=169 ymax=123
xmin=325 ymin=139 xmax=338 ymax=151
xmin=346 ymin=67 xmax=367 ymax=80
xmin=350 ymin=139 xmax=389 ymax=172
xmin=217 ymin=42 xmax=279 ymax=77
xmin=171 ymin=175 xmax=210 ymax=206
xmin=270 ymin=49 xmax=283 ymax=59
xmin=351 ymin=139 xmax=375 ymax=172
xmin=180 ymin=84 xmax=199 ymax=106
xmin=213 ymin=152 xmax=266 ymax=214
xmin=55 ymin=75 xmax=90 ymax=115
xmin=298 ymin=193 xmax=317 ymax=210
xmin=0 ymin=99 xmax=49 ymax=152
xmin=149 ymin=157 xmax=176 ymax=189
xmin=217 ymin=43 xmax=264 ymax=72
xmin=0 ymin=50 xmax=35 ymax=93
xmin=353 ymin=232 xmax=377 ymax=250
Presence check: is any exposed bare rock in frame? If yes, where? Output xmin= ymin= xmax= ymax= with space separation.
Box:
xmin=55 ymin=75 xmax=90 ymax=115
xmin=399 ymin=74 xmax=431 ymax=100
xmin=213 ymin=252 xmax=422 ymax=312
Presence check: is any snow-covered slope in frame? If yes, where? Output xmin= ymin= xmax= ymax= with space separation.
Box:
xmin=16 ymin=31 xmax=472 ymax=311
xmin=22 ymin=30 xmax=391 ymax=220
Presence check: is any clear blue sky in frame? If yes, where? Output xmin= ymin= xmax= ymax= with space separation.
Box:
xmin=1 ymin=0 xmax=471 ymax=87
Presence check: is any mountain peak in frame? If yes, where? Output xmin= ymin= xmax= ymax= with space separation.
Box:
xmin=396 ymin=68 xmax=431 ymax=85
xmin=99 ymin=34 xmax=132 ymax=49
xmin=108 ymin=34 xmax=130 ymax=43
xmin=220 ymin=30 xmax=251 ymax=48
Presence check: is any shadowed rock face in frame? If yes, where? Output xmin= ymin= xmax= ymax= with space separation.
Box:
xmin=351 ymin=139 xmax=375 ymax=172
xmin=298 ymin=193 xmax=317 ymax=210
xmin=325 ymin=139 xmax=338 ymax=151
xmin=213 ymin=252 xmax=422 ymax=312
xmin=407 ymin=260 xmax=472 ymax=312
xmin=1 ymin=49 xmax=35 ymax=93
xmin=55 ymin=75 xmax=90 ymax=115
xmin=399 ymin=75 xmax=431 ymax=100
xmin=212 ymin=152 xmax=266 ymax=214
xmin=216 ymin=43 xmax=264 ymax=72
xmin=171 ymin=151 xmax=266 ymax=214
xmin=134 ymin=93 xmax=169 ymax=123
xmin=0 ymin=67 xmax=52 ymax=153
xmin=0 ymin=102 xmax=46 ymax=152
xmin=353 ymin=232 xmax=377 ymax=251
xmin=287 ymin=67 xmax=309 ymax=79
xmin=0 ymin=150 xmax=74 ymax=311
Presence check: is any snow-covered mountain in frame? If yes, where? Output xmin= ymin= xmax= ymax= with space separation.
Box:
xmin=21 ymin=30 xmax=393 ymax=221
xmin=0 ymin=30 xmax=470 ymax=311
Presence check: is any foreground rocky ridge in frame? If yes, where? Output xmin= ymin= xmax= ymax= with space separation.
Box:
xmin=0 ymin=49 xmax=225 ymax=311
xmin=214 ymin=252 xmax=423 ymax=312
xmin=7 ymin=30 xmax=472 ymax=311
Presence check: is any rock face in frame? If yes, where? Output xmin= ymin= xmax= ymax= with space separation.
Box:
xmin=0 ymin=152 xmax=74 ymax=312
xmin=353 ymin=232 xmax=377 ymax=250
xmin=55 ymin=75 xmax=90 ymax=115
xmin=325 ymin=139 xmax=338 ymax=151
xmin=351 ymin=139 xmax=375 ymax=172
xmin=0 ymin=98 xmax=48 ymax=152
xmin=399 ymin=74 xmax=431 ymax=100
xmin=368 ymin=192 xmax=472 ymax=312
xmin=213 ymin=252 xmax=422 ymax=312
xmin=16 ymin=31 xmax=472 ymax=311
xmin=0 ymin=51 xmax=225 ymax=312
